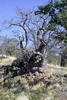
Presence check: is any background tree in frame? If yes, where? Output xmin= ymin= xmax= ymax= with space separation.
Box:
xmin=0 ymin=35 xmax=7 ymax=57
xmin=35 ymin=0 xmax=67 ymax=66
xmin=1 ymin=38 xmax=17 ymax=56
xmin=12 ymin=30 xmax=24 ymax=50
xmin=3 ymin=8 xmax=33 ymax=49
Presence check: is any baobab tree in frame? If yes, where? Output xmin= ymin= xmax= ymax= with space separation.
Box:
xmin=2 ymin=8 xmax=62 ymax=73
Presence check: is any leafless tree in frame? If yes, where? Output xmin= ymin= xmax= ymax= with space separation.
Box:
xmin=2 ymin=8 xmax=62 ymax=68
xmin=3 ymin=8 xmax=34 ymax=49
xmin=12 ymin=30 xmax=24 ymax=50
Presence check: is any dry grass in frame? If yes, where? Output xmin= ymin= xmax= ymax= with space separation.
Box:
xmin=47 ymin=63 xmax=67 ymax=69
xmin=47 ymin=63 xmax=67 ymax=74
xmin=0 ymin=55 xmax=16 ymax=66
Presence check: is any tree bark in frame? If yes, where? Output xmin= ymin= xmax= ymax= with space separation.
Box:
xmin=60 ymin=47 xmax=67 ymax=67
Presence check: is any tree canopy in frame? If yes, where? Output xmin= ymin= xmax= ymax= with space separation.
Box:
xmin=35 ymin=0 xmax=67 ymax=43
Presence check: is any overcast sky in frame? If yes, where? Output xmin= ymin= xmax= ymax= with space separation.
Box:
xmin=0 ymin=0 xmax=49 ymax=37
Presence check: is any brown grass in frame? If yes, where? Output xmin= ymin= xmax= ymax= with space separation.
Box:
xmin=0 ymin=55 xmax=16 ymax=66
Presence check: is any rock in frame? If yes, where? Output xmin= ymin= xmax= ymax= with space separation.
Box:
xmin=35 ymin=71 xmax=39 ymax=76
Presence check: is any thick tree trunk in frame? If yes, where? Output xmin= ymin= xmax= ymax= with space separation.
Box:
xmin=20 ymin=40 xmax=23 ymax=49
xmin=60 ymin=47 xmax=67 ymax=67
xmin=61 ymin=56 xmax=67 ymax=67
xmin=36 ymin=39 xmax=47 ymax=72
xmin=11 ymin=39 xmax=47 ymax=75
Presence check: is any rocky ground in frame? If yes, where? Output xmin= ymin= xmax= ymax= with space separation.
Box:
xmin=0 ymin=56 xmax=67 ymax=100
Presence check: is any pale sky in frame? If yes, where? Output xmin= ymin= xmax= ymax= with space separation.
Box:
xmin=0 ymin=0 xmax=49 ymax=37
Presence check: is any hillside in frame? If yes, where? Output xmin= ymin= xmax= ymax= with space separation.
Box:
xmin=0 ymin=56 xmax=67 ymax=100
